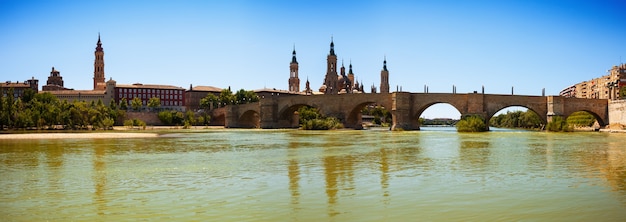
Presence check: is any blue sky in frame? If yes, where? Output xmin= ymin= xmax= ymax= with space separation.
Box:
xmin=1 ymin=0 xmax=625 ymax=118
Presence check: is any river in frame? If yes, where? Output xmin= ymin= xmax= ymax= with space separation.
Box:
xmin=1 ymin=128 xmax=625 ymax=221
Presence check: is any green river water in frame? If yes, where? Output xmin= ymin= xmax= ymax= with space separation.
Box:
xmin=1 ymin=127 xmax=625 ymax=221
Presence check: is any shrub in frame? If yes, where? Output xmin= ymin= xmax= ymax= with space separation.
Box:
xmin=547 ymin=116 xmax=571 ymax=132
xmin=456 ymin=115 xmax=487 ymax=132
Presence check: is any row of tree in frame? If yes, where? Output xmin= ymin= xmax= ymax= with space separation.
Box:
xmin=0 ymin=89 xmax=124 ymax=130
xmin=200 ymin=88 xmax=259 ymax=110
xmin=158 ymin=110 xmax=211 ymax=128
xmin=489 ymin=110 xmax=543 ymax=129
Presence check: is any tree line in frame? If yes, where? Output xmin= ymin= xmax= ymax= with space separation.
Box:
xmin=199 ymin=88 xmax=259 ymax=110
xmin=0 ymin=88 xmax=124 ymax=130
xmin=489 ymin=110 xmax=543 ymax=129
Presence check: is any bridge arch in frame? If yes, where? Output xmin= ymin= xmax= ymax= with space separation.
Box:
xmin=346 ymin=101 xmax=389 ymax=129
xmin=238 ymin=110 xmax=260 ymax=128
xmin=563 ymin=109 xmax=606 ymax=126
xmin=277 ymin=103 xmax=321 ymax=128
xmin=414 ymin=102 xmax=464 ymax=120
xmin=487 ymin=105 xmax=547 ymax=125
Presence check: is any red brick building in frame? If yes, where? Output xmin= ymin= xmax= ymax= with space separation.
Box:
xmin=115 ymin=83 xmax=186 ymax=111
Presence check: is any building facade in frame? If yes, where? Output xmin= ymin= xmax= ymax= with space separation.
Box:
xmin=185 ymin=85 xmax=222 ymax=111
xmin=560 ymin=63 xmax=626 ymax=100
xmin=1 ymin=77 xmax=39 ymax=99
xmin=115 ymin=83 xmax=186 ymax=111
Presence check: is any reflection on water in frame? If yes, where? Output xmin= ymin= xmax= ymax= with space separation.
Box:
xmin=1 ymin=129 xmax=626 ymax=221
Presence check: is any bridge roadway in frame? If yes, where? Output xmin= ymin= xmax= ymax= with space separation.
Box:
xmin=214 ymin=92 xmax=608 ymax=130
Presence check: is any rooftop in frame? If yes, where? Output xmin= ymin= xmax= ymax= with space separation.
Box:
xmin=189 ymin=85 xmax=222 ymax=92
xmin=46 ymin=90 xmax=106 ymax=95
xmin=117 ymin=83 xmax=185 ymax=90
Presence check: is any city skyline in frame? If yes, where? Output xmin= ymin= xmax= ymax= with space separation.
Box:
xmin=2 ymin=0 xmax=625 ymax=118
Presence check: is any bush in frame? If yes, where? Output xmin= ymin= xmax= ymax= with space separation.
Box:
xmin=456 ymin=115 xmax=487 ymax=132
xmin=301 ymin=117 xmax=343 ymax=130
xmin=547 ymin=116 xmax=571 ymax=132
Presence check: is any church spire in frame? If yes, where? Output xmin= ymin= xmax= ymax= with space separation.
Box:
xmin=329 ymin=36 xmax=335 ymax=56
xmin=383 ymin=56 xmax=388 ymax=71
xmin=349 ymin=61 xmax=353 ymax=74
xmin=291 ymin=44 xmax=298 ymax=64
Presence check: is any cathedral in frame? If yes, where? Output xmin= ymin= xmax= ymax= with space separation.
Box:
xmin=288 ymin=38 xmax=390 ymax=95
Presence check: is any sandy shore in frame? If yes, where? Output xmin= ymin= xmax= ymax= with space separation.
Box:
xmin=0 ymin=132 xmax=159 ymax=140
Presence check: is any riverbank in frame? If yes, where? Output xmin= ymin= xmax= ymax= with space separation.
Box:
xmin=0 ymin=132 xmax=159 ymax=140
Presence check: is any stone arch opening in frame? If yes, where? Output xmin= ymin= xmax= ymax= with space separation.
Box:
xmin=565 ymin=110 xmax=604 ymax=130
xmin=238 ymin=110 xmax=260 ymax=128
xmin=416 ymin=103 xmax=462 ymax=128
xmin=488 ymin=106 xmax=546 ymax=129
xmin=211 ymin=113 xmax=225 ymax=126
xmin=278 ymin=104 xmax=320 ymax=128
xmin=346 ymin=102 xmax=391 ymax=129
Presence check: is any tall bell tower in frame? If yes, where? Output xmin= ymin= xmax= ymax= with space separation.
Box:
xmin=380 ymin=57 xmax=390 ymax=93
xmin=93 ymin=33 xmax=105 ymax=90
xmin=324 ymin=37 xmax=339 ymax=94
xmin=288 ymin=46 xmax=300 ymax=92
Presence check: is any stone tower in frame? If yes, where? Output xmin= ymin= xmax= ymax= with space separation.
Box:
xmin=93 ymin=33 xmax=105 ymax=90
xmin=348 ymin=62 xmax=355 ymax=92
xmin=288 ymin=47 xmax=300 ymax=92
xmin=46 ymin=67 xmax=63 ymax=90
xmin=324 ymin=38 xmax=339 ymax=94
xmin=380 ymin=57 xmax=390 ymax=93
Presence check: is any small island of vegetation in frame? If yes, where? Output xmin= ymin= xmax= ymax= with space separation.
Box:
xmin=298 ymin=106 xmax=343 ymax=130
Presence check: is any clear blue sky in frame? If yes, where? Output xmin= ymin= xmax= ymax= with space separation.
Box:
xmin=1 ymin=0 xmax=625 ymax=118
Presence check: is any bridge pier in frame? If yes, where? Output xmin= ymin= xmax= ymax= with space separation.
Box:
xmin=260 ymin=97 xmax=279 ymax=129
xmin=546 ymin=96 xmax=564 ymax=124
xmin=391 ymin=92 xmax=419 ymax=130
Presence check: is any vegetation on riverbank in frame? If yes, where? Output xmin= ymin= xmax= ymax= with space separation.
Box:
xmin=456 ymin=115 xmax=488 ymax=132
xmin=199 ymin=88 xmax=259 ymax=109
xmin=298 ymin=106 xmax=343 ymax=130
xmin=489 ymin=110 xmax=542 ymax=130
xmin=546 ymin=116 xmax=572 ymax=132
xmin=0 ymin=89 xmax=124 ymax=130
xmin=157 ymin=110 xmax=210 ymax=128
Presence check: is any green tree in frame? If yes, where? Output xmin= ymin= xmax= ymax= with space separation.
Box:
xmin=131 ymin=97 xmax=142 ymax=111
xmin=147 ymin=97 xmax=161 ymax=111
xmin=109 ymin=100 xmax=117 ymax=110
xmin=456 ymin=115 xmax=487 ymax=132
xmin=297 ymin=106 xmax=321 ymax=124
xmin=119 ymin=98 xmax=128 ymax=110
xmin=219 ymin=88 xmax=236 ymax=106
xmin=185 ymin=110 xmax=196 ymax=126
xmin=200 ymin=93 xmax=219 ymax=110
xmin=547 ymin=116 xmax=571 ymax=132
xmin=158 ymin=111 xmax=173 ymax=125
xmin=297 ymin=106 xmax=343 ymax=130
xmin=235 ymin=89 xmax=259 ymax=104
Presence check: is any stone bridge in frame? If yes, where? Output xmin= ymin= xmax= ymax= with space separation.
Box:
xmin=218 ymin=92 xmax=608 ymax=130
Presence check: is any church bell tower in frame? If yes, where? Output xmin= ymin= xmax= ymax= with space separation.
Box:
xmin=93 ymin=33 xmax=105 ymax=90
xmin=288 ymin=46 xmax=300 ymax=92
xmin=324 ymin=38 xmax=339 ymax=94
xmin=380 ymin=57 xmax=390 ymax=93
